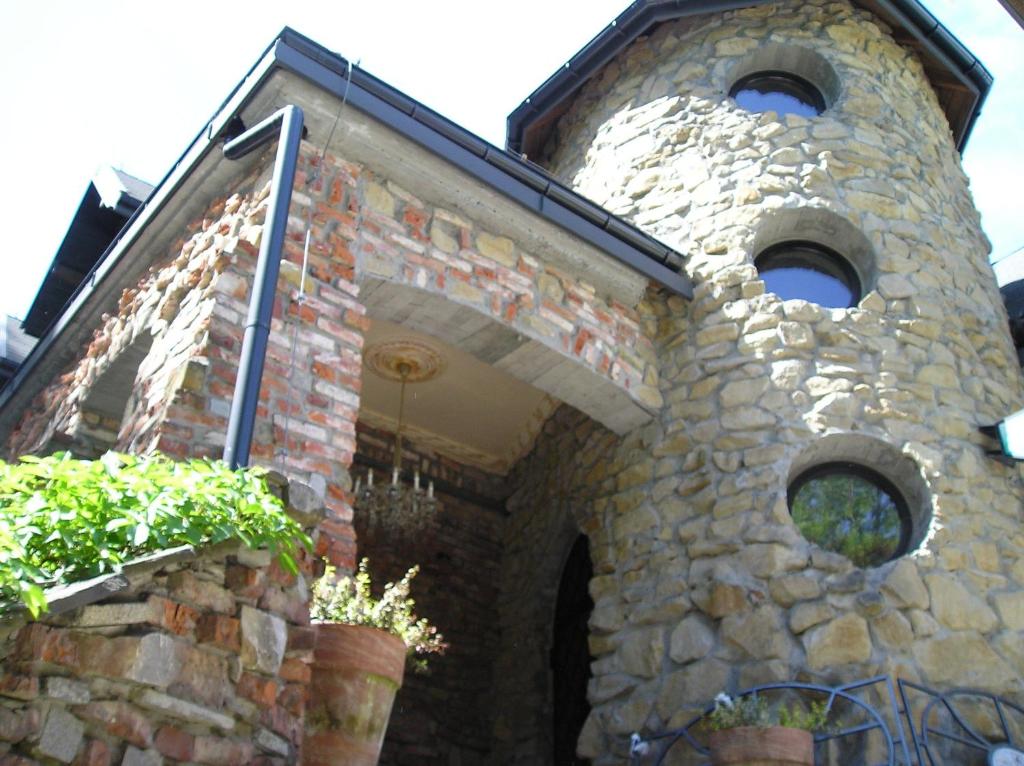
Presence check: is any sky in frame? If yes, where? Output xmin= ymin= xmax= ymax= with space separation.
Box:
xmin=0 ymin=0 xmax=1021 ymax=322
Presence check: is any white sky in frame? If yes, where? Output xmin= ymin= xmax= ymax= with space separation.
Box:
xmin=0 ymin=0 xmax=1021 ymax=321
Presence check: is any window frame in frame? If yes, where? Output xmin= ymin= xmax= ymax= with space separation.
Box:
xmin=755 ymin=239 xmax=863 ymax=308
xmin=787 ymin=460 xmax=913 ymax=568
xmin=729 ymin=69 xmax=828 ymax=116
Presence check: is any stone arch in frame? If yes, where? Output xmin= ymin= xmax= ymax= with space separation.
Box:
xmin=786 ymin=432 xmax=934 ymax=560
xmin=751 ymin=207 xmax=878 ymax=300
xmin=358 ymin=276 xmax=652 ymax=435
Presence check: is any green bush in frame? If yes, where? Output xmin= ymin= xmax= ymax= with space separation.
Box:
xmin=0 ymin=451 xmax=311 ymax=617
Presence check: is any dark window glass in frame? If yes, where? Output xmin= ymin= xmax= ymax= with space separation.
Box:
xmin=788 ymin=463 xmax=911 ymax=569
xmin=730 ymin=71 xmax=826 ymax=118
xmin=756 ymin=241 xmax=860 ymax=308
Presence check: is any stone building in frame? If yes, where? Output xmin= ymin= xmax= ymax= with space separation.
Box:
xmin=2 ymin=1 xmax=1023 ymax=763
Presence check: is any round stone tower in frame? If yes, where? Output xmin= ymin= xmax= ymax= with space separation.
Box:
xmin=516 ymin=0 xmax=1024 ymax=760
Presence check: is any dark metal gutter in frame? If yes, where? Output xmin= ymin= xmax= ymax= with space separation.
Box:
xmin=506 ymin=0 xmax=993 ymax=156
xmin=221 ymin=106 xmax=304 ymax=469
xmin=272 ymin=30 xmax=690 ymax=296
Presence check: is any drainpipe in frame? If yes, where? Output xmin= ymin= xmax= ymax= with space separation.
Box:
xmin=221 ymin=105 xmax=305 ymax=469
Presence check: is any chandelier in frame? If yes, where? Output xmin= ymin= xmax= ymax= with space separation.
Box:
xmin=353 ymin=340 xmax=444 ymax=534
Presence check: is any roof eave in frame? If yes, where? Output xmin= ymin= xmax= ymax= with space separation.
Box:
xmin=507 ymin=0 xmax=995 ymax=157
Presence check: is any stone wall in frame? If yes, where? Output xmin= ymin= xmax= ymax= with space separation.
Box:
xmin=0 ymin=477 xmax=322 ymax=766
xmin=526 ymin=0 xmax=1024 ymax=762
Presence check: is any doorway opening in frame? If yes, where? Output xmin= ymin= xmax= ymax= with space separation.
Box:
xmin=551 ymin=534 xmax=595 ymax=765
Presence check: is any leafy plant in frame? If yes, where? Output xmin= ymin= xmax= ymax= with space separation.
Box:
xmin=0 ymin=451 xmax=311 ymax=617
xmin=311 ymin=558 xmax=447 ymax=671
xmin=706 ymin=693 xmax=830 ymax=732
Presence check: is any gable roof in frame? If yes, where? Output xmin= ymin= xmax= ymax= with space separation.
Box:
xmin=507 ymin=0 xmax=994 ymax=159
xmin=22 ymin=168 xmax=152 ymax=338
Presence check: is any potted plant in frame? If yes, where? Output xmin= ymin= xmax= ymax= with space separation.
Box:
xmin=303 ymin=559 xmax=446 ymax=766
xmin=704 ymin=692 xmax=829 ymax=766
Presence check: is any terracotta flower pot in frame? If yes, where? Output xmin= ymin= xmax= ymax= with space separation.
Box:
xmin=709 ymin=726 xmax=814 ymax=766
xmin=302 ymin=623 xmax=407 ymax=766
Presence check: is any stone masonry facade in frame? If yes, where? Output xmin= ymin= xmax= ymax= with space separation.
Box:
xmin=3 ymin=0 xmax=1024 ymax=763
xmin=530 ymin=0 xmax=1024 ymax=761
xmin=0 ymin=476 xmax=323 ymax=766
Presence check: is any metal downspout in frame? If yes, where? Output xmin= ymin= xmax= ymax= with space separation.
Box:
xmin=221 ymin=105 xmax=305 ymax=469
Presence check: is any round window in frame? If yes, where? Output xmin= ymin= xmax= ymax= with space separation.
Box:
xmin=755 ymin=240 xmax=861 ymax=308
xmin=730 ymin=71 xmax=826 ymax=118
xmin=788 ymin=462 xmax=911 ymax=569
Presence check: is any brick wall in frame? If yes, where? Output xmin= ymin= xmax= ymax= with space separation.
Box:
xmin=353 ymin=423 xmax=505 ymax=766
xmin=0 ymin=478 xmax=322 ymax=766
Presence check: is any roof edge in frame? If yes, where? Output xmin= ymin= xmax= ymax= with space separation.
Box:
xmin=506 ymin=0 xmax=994 ymax=156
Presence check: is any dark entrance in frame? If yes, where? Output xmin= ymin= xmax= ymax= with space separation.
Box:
xmin=551 ymin=534 xmax=595 ymax=765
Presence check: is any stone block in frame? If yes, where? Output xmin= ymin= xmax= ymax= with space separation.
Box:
xmin=741 ymin=544 xmax=807 ymax=577
xmin=881 ymin=560 xmax=929 ymax=609
xmin=240 ymin=606 xmax=288 ymax=675
xmin=871 ymin=610 xmax=914 ymax=650
xmin=192 ymin=736 xmax=254 ymax=765
xmin=669 ymin=616 xmax=715 ymax=665
xmin=120 ymin=747 xmax=162 ymax=766
xmin=790 ymin=600 xmax=835 ymax=634
xmin=925 ymin=574 xmax=998 ymax=633
xmin=619 ymin=628 xmax=664 ymax=678
xmin=912 ymin=633 xmax=1015 ymax=691
xmin=135 ymin=690 xmax=234 ymax=731
xmin=769 ymin=574 xmax=821 ymax=606
xmin=167 ymin=572 xmax=234 ymax=614
xmin=992 ymin=592 xmax=1024 ymax=631
xmin=804 ymin=614 xmax=872 ymax=669
xmin=45 ymin=678 xmax=90 ymax=704
xmin=705 ymin=582 xmax=748 ymax=618
xmin=38 ymin=708 xmax=85 ymax=763
xmin=74 ymin=702 xmax=153 ymax=749
xmin=254 ymin=728 xmax=290 ymax=757
xmin=656 ymin=658 xmax=731 ymax=718
xmin=721 ymin=605 xmax=792 ymax=660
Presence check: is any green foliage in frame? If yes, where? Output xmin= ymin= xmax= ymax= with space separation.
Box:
xmin=311 ymin=558 xmax=447 ymax=672
xmin=706 ymin=693 xmax=830 ymax=733
xmin=790 ymin=471 xmax=902 ymax=568
xmin=0 ymin=451 xmax=311 ymax=617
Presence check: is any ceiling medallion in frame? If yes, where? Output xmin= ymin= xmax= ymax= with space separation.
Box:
xmin=363 ymin=339 xmax=446 ymax=384
xmin=355 ymin=339 xmax=445 ymax=537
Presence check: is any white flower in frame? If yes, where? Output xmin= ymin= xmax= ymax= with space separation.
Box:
xmin=715 ymin=692 xmax=735 ymax=709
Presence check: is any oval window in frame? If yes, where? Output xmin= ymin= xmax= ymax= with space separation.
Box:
xmin=755 ymin=241 xmax=861 ymax=308
xmin=788 ymin=462 xmax=911 ymax=569
xmin=730 ymin=71 xmax=826 ymax=118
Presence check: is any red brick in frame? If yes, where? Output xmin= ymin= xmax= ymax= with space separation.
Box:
xmin=0 ymin=673 xmax=38 ymax=701
xmin=74 ymin=701 xmax=153 ymax=748
xmin=149 ymin=595 xmax=199 ymax=636
xmin=277 ymin=683 xmax=307 ymax=717
xmin=278 ymin=657 xmax=311 ymax=684
xmin=226 ymin=564 xmax=266 ymax=600
xmin=72 ymin=739 xmax=111 ymax=766
xmin=195 ymin=613 xmax=241 ymax=653
xmin=154 ymin=726 xmax=194 ymax=761
xmin=261 ymin=704 xmax=303 ymax=743
xmin=0 ymin=707 xmax=40 ymax=743
xmin=237 ymin=672 xmax=278 ymax=708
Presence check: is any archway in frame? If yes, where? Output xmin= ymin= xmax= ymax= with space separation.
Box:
xmin=552 ymin=534 xmax=595 ymax=765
